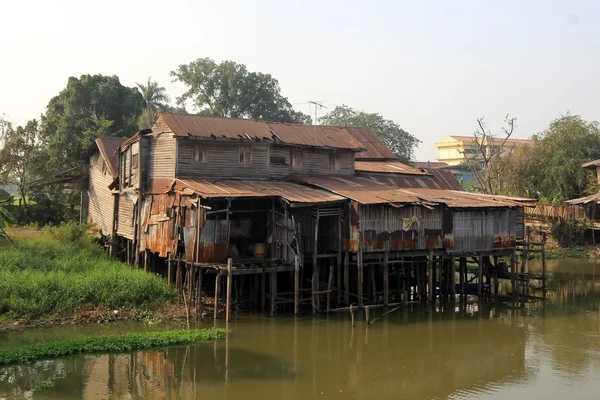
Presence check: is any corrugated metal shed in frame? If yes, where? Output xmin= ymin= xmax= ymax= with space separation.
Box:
xmin=146 ymin=178 xmax=345 ymax=204
xmin=155 ymin=112 xmax=364 ymax=150
xmin=354 ymin=161 xmax=426 ymax=175
xmin=96 ymin=137 xmax=126 ymax=178
xmin=293 ymin=175 xmax=526 ymax=208
xmin=343 ymin=127 xmax=397 ymax=160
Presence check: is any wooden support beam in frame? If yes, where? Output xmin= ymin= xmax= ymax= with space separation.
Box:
xmin=327 ymin=264 xmax=334 ymax=311
xmin=383 ymin=251 xmax=389 ymax=307
xmin=541 ymin=232 xmax=547 ymax=289
xmin=226 ymin=258 xmax=232 ymax=322
xmin=261 ymin=273 xmax=266 ymax=310
xmin=337 ymin=213 xmax=343 ymax=305
xmin=312 ymin=274 xmax=317 ymax=315
xmin=450 ymin=256 xmax=456 ymax=299
xmin=270 ymin=270 xmax=277 ymax=316
xmin=214 ymin=272 xmax=220 ymax=320
xmin=428 ymin=252 xmax=434 ymax=302
xmin=294 ymin=255 xmax=300 ymax=315
xmin=478 ymin=255 xmax=483 ymax=297
xmin=358 ymin=248 xmax=364 ymax=307
xmin=344 ymin=252 xmax=350 ymax=305
xmin=313 ymin=209 xmax=320 ymax=311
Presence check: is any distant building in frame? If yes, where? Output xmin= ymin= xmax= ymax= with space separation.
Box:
xmin=434 ymin=135 xmax=532 ymax=166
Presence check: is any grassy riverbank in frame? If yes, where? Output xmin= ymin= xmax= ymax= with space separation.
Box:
xmin=0 ymin=328 xmax=226 ymax=366
xmin=0 ymin=224 xmax=176 ymax=324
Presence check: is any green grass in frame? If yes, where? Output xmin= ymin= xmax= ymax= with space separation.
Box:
xmin=0 ymin=328 xmax=226 ymax=366
xmin=0 ymin=224 xmax=176 ymax=319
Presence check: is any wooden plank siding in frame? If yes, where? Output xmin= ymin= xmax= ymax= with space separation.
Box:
xmin=176 ymin=139 xmax=268 ymax=179
xmin=116 ymin=193 xmax=135 ymax=239
xmin=148 ymin=135 xmax=176 ymax=179
xmin=87 ymin=152 xmax=115 ymax=236
xmin=288 ymin=148 xmax=354 ymax=176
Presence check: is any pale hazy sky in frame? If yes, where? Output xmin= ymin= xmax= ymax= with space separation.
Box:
xmin=1 ymin=0 xmax=599 ymax=161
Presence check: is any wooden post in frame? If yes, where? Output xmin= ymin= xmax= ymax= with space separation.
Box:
xmin=459 ymin=257 xmax=465 ymax=296
xmin=294 ymin=255 xmax=300 ymax=315
xmin=344 ymin=252 xmax=350 ymax=305
xmin=383 ymin=251 xmax=389 ymax=306
xmin=415 ymin=259 xmax=421 ymax=300
xmin=450 ymin=256 xmax=456 ymax=300
xmin=176 ymin=257 xmax=182 ymax=293
xmin=350 ymin=304 xmax=355 ymax=327
xmin=313 ymin=209 xmax=320 ymax=311
xmin=358 ymin=232 xmax=364 ymax=307
xmin=478 ymin=255 xmax=483 ymax=297
xmin=312 ymin=273 xmax=317 ymax=315
xmin=226 ymin=259 xmax=232 ymax=322
xmin=327 ymin=264 xmax=334 ymax=311
xmin=428 ymin=252 xmax=434 ymax=302
xmin=167 ymin=254 xmax=172 ymax=287
xmin=270 ymin=271 xmax=277 ymax=316
xmin=213 ymin=272 xmax=220 ymax=320
xmin=365 ymin=306 xmax=370 ymax=324
xmin=337 ymin=213 xmax=343 ymax=305
xmin=541 ymin=231 xmax=547 ymax=290
xmin=261 ymin=273 xmax=266 ymax=311
xmin=369 ymin=265 xmax=376 ymax=302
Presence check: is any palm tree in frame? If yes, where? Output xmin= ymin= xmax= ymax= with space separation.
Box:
xmin=136 ymin=78 xmax=171 ymax=128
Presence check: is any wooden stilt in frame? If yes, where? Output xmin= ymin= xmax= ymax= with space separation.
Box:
xmin=313 ymin=209 xmax=320 ymax=311
xmin=368 ymin=265 xmax=376 ymax=302
xmin=312 ymin=273 xmax=317 ymax=315
xmin=383 ymin=251 xmax=389 ymax=307
xmin=541 ymin=232 xmax=547 ymax=290
xmin=450 ymin=256 xmax=456 ymax=300
xmin=270 ymin=271 xmax=277 ymax=316
xmin=344 ymin=252 xmax=350 ymax=305
xmin=428 ymin=252 xmax=434 ymax=302
xmin=176 ymin=257 xmax=182 ymax=293
xmin=226 ymin=259 xmax=232 ymax=322
xmin=415 ymin=259 xmax=421 ymax=300
xmin=294 ymin=255 xmax=300 ymax=315
xmin=459 ymin=257 xmax=465 ymax=296
xmin=358 ymin=249 xmax=364 ymax=307
xmin=327 ymin=264 xmax=334 ymax=311
xmin=167 ymin=254 xmax=172 ymax=287
xmin=261 ymin=273 xmax=266 ymax=311
xmin=337 ymin=213 xmax=343 ymax=305
xmin=478 ymin=255 xmax=483 ymax=297
xmin=214 ymin=272 xmax=220 ymax=320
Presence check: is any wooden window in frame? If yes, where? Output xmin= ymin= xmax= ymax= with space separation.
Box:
xmin=131 ymin=141 xmax=139 ymax=170
xmin=193 ymin=144 xmax=207 ymax=163
xmin=291 ymin=150 xmax=303 ymax=169
xmin=329 ymin=151 xmax=340 ymax=171
xmin=239 ymin=145 xmax=252 ymax=164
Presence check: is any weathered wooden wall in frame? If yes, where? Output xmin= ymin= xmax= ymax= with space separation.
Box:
xmin=177 ymin=140 xmax=268 ymax=179
xmin=87 ymin=152 xmax=115 ymax=236
xmin=148 ymin=135 xmax=176 ymax=179
xmin=452 ymin=209 xmax=517 ymax=252
xmin=116 ymin=193 xmax=135 ymax=239
xmin=268 ymin=146 xmax=354 ymax=178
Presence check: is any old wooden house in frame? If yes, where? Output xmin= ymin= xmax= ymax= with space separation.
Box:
xmin=85 ymin=112 xmax=530 ymax=317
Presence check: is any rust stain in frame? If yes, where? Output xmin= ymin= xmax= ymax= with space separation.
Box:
xmin=390 ymin=230 xmax=416 ymax=250
xmin=425 ymin=228 xmax=442 ymax=249
xmin=493 ymin=235 xmax=514 ymax=248
xmin=442 ymin=234 xmax=454 ymax=249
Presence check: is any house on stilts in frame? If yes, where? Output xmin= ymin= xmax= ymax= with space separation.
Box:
xmin=84 ymin=112 xmax=535 ymax=318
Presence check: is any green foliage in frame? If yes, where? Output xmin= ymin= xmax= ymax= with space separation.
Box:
xmin=45 ymin=222 xmax=90 ymax=245
xmin=319 ymin=105 xmax=421 ymax=162
xmin=136 ymin=77 xmax=172 ymax=129
xmin=0 ymin=234 xmax=175 ymax=318
xmin=550 ymin=218 xmax=591 ymax=247
xmin=534 ymin=115 xmax=600 ymax=201
xmin=38 ymin=74 xmax=144 ymax=173
xmin=0 ymin=328 xmax=226 ymax=366
xmin=170 ymin=57 xmax=311 ymax=123
xmin=33 ymin=380 xmax=55 ymax=392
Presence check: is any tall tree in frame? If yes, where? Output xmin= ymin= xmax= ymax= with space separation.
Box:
xmin=0 ymin=118 xmax=39 ymax=207
xmin=136 ymin=77 xmax=171 ymax=128
xmin=319 ymin=105 xmax=420 ymax=162
xmin=170 ymin=58 xmax=311 ymax=123
xmin=533 ymin=114 xmax=600 ymax=201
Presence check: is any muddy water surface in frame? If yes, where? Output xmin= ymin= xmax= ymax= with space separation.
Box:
xmin=1 ymin=259 xmax=600 ymax=400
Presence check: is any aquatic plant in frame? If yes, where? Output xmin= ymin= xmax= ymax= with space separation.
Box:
xmin=33 ymin=380 xmax=55 ymax=392
xmin=0 ymin=328 xmax=226 ymax=366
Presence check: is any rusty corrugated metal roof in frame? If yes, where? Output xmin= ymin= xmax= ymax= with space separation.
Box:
xmin=146 ymin=178 xmax=345 ymax=204
xmin=354 ymin=161 xmax=426 ymax=175
xmin=343 ymin=127 xmax=397 ymax=160
xmin=155 ymin=112 xmax=364 ymax=150
xmin=430 ymin=169 xmax=464 ymax=191
xmin=565 ymin=193 xmax=600 ymax=205
xmin=96 ymin=137 xmax=126 ymax=178
xmin=356 ymin=171 xmax=463 ymax=191
xmin=292 ymin=175 xmax=525 ymax=208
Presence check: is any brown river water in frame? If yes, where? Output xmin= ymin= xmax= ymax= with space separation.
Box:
xmin=1 ymin=259 xmax=600 ymax=400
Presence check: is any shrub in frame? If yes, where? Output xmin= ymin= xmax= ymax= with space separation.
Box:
xmin=550 ymin=218 xmax=591 ymax=247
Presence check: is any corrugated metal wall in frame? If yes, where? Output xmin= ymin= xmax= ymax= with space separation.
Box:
xmin=359 ymin=205 xmax=443 ymax=251
xmin=273 ymin=211 xmax=295 ymax=263
xmin=116 ymin=193 xmax=135 ymax=239
xmin=87 ymin=153 xmax=115 ymax=236
xmin=148 ymin=135 xmax=176 ymax=179
xmin=177 ymin=140 xmax=268 ymax=179
xmin=452 ymin=209 xmax=517 ymax=252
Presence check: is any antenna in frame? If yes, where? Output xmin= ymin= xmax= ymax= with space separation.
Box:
xmin=308 ymin=101 xmax=328 ymax=142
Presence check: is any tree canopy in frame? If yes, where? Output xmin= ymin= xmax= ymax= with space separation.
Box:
xmin=318 ymin=105 xmax=420 ymax=162
xmin=136 ymin=77 xmax=171 ymax=129
xmin=39 ymin=74 xmax=144 ymax=172
xmin=170 ymin=58 xmax=311 ymax=124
